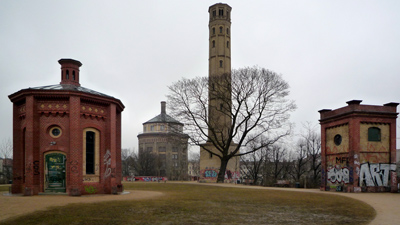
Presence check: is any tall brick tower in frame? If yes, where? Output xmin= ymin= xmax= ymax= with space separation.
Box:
xmin=200 ymin=3 xmax=239 ymax=183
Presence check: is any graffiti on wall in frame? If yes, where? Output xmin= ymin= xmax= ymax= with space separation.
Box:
xmin=203 ymin=169 xmax=218 ymax=178
xmin=104 ymin=150 xmax=112 ymax=178
xmin=33 ymin=160 xmax=40 ymax=175
xmin=200 ymin=167 xmax=240 ymax=181
xmin=134 ymin=176 xmax=166 ymax=182
xmin=327 ymin=166 xmax=350 ymax=184
xmin=225 ymin=170 xmax=240 ymax=180
xmin=359 ymin=163 xmax=396 ymax=187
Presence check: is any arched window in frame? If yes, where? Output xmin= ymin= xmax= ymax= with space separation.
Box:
xmin=219 ymin=26 xmax=223 ymax=33
xmin=219 ymin=60 xmax=223 ymax=68
xmin=227 ymin=28 xmax=229 ymax=35
xmin=86 ymin=131 xmax=95 ymax=174
xmin=83 ymin=128 xmax=100 ymax=178
xmin=72 ymin=71 xmax=76 ymax=80
xmin=212 ymin=40 xmax=215 ymax=48
xmin=368 ymin=127 xmax=381 ymax=142
xmin=212 ymin=27 xmax=215 ymax=35
xmin=66 ymin=70 xmax=69 ymax=79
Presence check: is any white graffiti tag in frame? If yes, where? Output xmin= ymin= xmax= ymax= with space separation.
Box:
xmin=104 ymin=150 xmax=112 ymax=178
xmin=327 ymin=166 xmax=350 ymax=184
xmin=359 ymin=163 xmax=396 ymax=187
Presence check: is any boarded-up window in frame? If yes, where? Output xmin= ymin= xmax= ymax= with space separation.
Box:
xmin=368 ymin=127 xmax=381 ymax=142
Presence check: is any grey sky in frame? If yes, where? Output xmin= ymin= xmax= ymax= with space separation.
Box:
xmin=1 ymin=1 xmax=400 ymax=150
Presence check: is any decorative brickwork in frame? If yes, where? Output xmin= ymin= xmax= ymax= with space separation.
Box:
xmin=9 ymin=58 xmax=124 ymax=196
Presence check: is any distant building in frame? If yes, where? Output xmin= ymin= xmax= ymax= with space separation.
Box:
xmin=319 ymin=100 xmax=398 ymax=192
xmin=137 ymin=102 xmax=189 ymax=180
xmin=9 ymin=59 xmax=124 ymax=196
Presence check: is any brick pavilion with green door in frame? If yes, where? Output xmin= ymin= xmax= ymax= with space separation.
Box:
xmin=9 ymin=58 xmax=124 ymax=196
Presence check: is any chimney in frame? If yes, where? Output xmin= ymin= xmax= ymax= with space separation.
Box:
xmin=161 ymin=101 xmax=166 ymax=114
xmin=59 ymin=58 xmax=82 ymax=86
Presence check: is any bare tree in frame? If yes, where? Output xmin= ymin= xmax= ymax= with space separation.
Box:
xmin=240 ymin=140 xmax=269 ymax=185
xmin=269 ymin=144 xmax=288 ymax=181
xmin=0 ymin=138 xmax=13 ymax=183
xmin=0 ymin=138 xmax=12 ymax=159
xmin=168 ymin=66 xmax=296 ymax=182
xmin=301 ymin=123 xmax=321 ymax=187
xmin=188 ymin=151 xmax=200 ymax=178
xmin=135 ymin=149 xmax=158 ymax=176
xmin=290 ymin=140 xmax=309 ymax=184
xmin=121 ymin=148 xmax=135 ymax=177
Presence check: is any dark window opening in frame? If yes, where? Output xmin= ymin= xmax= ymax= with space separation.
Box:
xmin=219 ymin=60 xmax=223 ymax=68
xmin=209 ymin=152 xmax=213 ymax=159
xmin=86 ymin=131 xmax=95 ymax=174
xmin=72 ymin=71 xmax=76 ymax=80
xmin=220 ymin=103 xmax=223 ymax=110
xmin=212 ymin=27 xmax=215 ymax=35
xmin=212 ymin=83 xmax=215 ymax=90
xmin=212 ymin=10 xmax=216 ymax=17
xmin=334 ymin=134 xmax=342 ymax=146
xmin=219 ymin=9 xmax=223 ymax=16
xmin=368 ymin=127 xmax=381 ymax=142
xmin=219 ymin=26 xmax=223 ymax=33
xmin=227 ymin=41 xmax=229 ymax=48
xmin=212 ymin=40 xmax=215 ymax=48
xmin=66 ymin=70 xmax=69 ymax=80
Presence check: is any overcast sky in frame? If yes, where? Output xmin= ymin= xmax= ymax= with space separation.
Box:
xmin=1 ymin=0 xmax=400 ymax=151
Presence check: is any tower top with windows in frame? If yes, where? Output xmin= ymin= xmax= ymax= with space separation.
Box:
xmin=208 ymin=3 xmax=231 ymax=22
xmin=59 ymin=58 xmax=82 ymax=86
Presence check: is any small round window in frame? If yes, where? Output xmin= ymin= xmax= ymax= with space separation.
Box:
xmin=334 ymin=134 xmax=342 ymax=146
xmin=50 ymin=127 xmax=62 ymax=138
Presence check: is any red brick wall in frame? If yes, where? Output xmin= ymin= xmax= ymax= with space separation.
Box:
xmin=10 ymin=92 xmax=123 ymax=196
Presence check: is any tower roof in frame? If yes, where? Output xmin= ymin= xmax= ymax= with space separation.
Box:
xmin=9 ymin=58 xmax=124 ymax=111
xmin=144 ymin=101 xmax=183 ymax=125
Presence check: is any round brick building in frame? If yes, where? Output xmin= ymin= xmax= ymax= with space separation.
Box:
xmin=9 ymin=59 xmax=124 ymax=196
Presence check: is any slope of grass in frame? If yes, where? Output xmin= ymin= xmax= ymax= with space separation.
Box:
xmin=0 ymin=184 xmax=11 ymax=192
xmin=2 ymin=183 xmax=375 ymax=225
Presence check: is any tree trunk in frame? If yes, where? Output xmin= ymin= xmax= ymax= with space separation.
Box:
xmin=217 ymin=158 xmax=229 ymax=183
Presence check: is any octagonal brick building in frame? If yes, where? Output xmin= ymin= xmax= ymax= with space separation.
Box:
xmin=9 ymin=59 xmax=124 ymax=196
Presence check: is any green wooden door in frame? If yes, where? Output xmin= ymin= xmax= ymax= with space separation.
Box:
xmin=45 ymin=153 xmax=66 ymax=192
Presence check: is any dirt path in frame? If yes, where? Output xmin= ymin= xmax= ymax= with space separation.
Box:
xmin=0 ymin=191 xmax=163 ymax=222
xmin=192 ymin=182 xmax=400 ymax=225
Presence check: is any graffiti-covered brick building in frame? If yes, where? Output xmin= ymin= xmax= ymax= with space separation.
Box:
xmin=319 ymin=100 xmax=398 ymax=192
xmin=9 ymin=58 xmax=124 ymax=196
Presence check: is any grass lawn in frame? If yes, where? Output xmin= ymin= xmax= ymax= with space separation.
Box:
xmin=0 ymin=184 xmax=11 ymax=192
xmin=2 ymin=183 xmax=375 ymax=225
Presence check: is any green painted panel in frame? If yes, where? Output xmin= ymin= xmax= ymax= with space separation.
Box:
xmin=45 ymin=153 xmax=66 ymax=192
